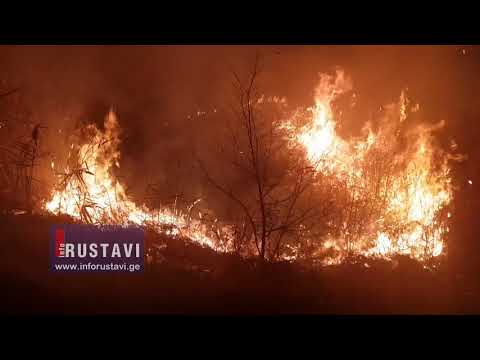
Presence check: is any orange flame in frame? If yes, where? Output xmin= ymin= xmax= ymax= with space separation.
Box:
xmin=44 ymin=71 xmax=456 ymax=266
xmin=45 ymin=110 xmax=234 ymax=251
xmin=291 ymin=70 xmax=453 ymax=264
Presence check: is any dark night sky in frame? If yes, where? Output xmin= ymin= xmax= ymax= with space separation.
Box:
xmin=1 ymin=45 xmax=479 ymax=271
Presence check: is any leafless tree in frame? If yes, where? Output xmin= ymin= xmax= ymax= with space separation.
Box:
xmin=197 ymin=56 xmax=328 ymax=261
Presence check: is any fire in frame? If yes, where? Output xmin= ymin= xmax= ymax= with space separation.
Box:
xmin=44 ymin=110 xmax=233 ymax=251
xmin=43 ymin=70 xmax=457 ymax=267
xmin=292 ymin=70 xmax=454 ymax=264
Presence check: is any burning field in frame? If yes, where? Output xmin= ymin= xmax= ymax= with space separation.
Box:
xmin=0 ymin=45 xmax=476 ymax=314
xmin=41 ymin=69 xmax=458 ymax=267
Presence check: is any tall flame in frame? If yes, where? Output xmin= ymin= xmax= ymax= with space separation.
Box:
xmin=45 ymin=110 xmax=233 ymax=251
xmin=293 ymin=70 xmax=453 ymax=264
xmin=43 ymin=71 xmax=456 ymax=266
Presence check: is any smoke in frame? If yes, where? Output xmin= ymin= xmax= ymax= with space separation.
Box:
xmin=314 ymin=69 xmax=353 ymax=104
xmin=0 ymin=46 xmax=477 ymax=205
xmin=3 ymin=45 xmax=480 ymax=272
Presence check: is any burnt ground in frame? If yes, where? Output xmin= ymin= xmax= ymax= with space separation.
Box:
xmin=0 ymin=213 xmax=477 ymax=315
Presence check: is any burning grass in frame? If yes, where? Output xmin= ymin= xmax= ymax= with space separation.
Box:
xmin=285 ymin=70 xmax=456 ymax=264
xmin=45 ymin=111 xmax=235 ymax=251
xmin=42 ymin=70 xmax=460 ymax=267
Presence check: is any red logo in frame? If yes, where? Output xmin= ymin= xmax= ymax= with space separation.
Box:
xmin=55 ymin=228 xmax=65 ymax=257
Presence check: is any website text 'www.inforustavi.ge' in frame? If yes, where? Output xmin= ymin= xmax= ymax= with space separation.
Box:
xmin=50 ymin=224 xmax=144 ymax=273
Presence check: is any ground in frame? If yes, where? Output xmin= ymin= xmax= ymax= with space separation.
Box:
xmin=0 ymin=213 xmax=473 ymax=315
